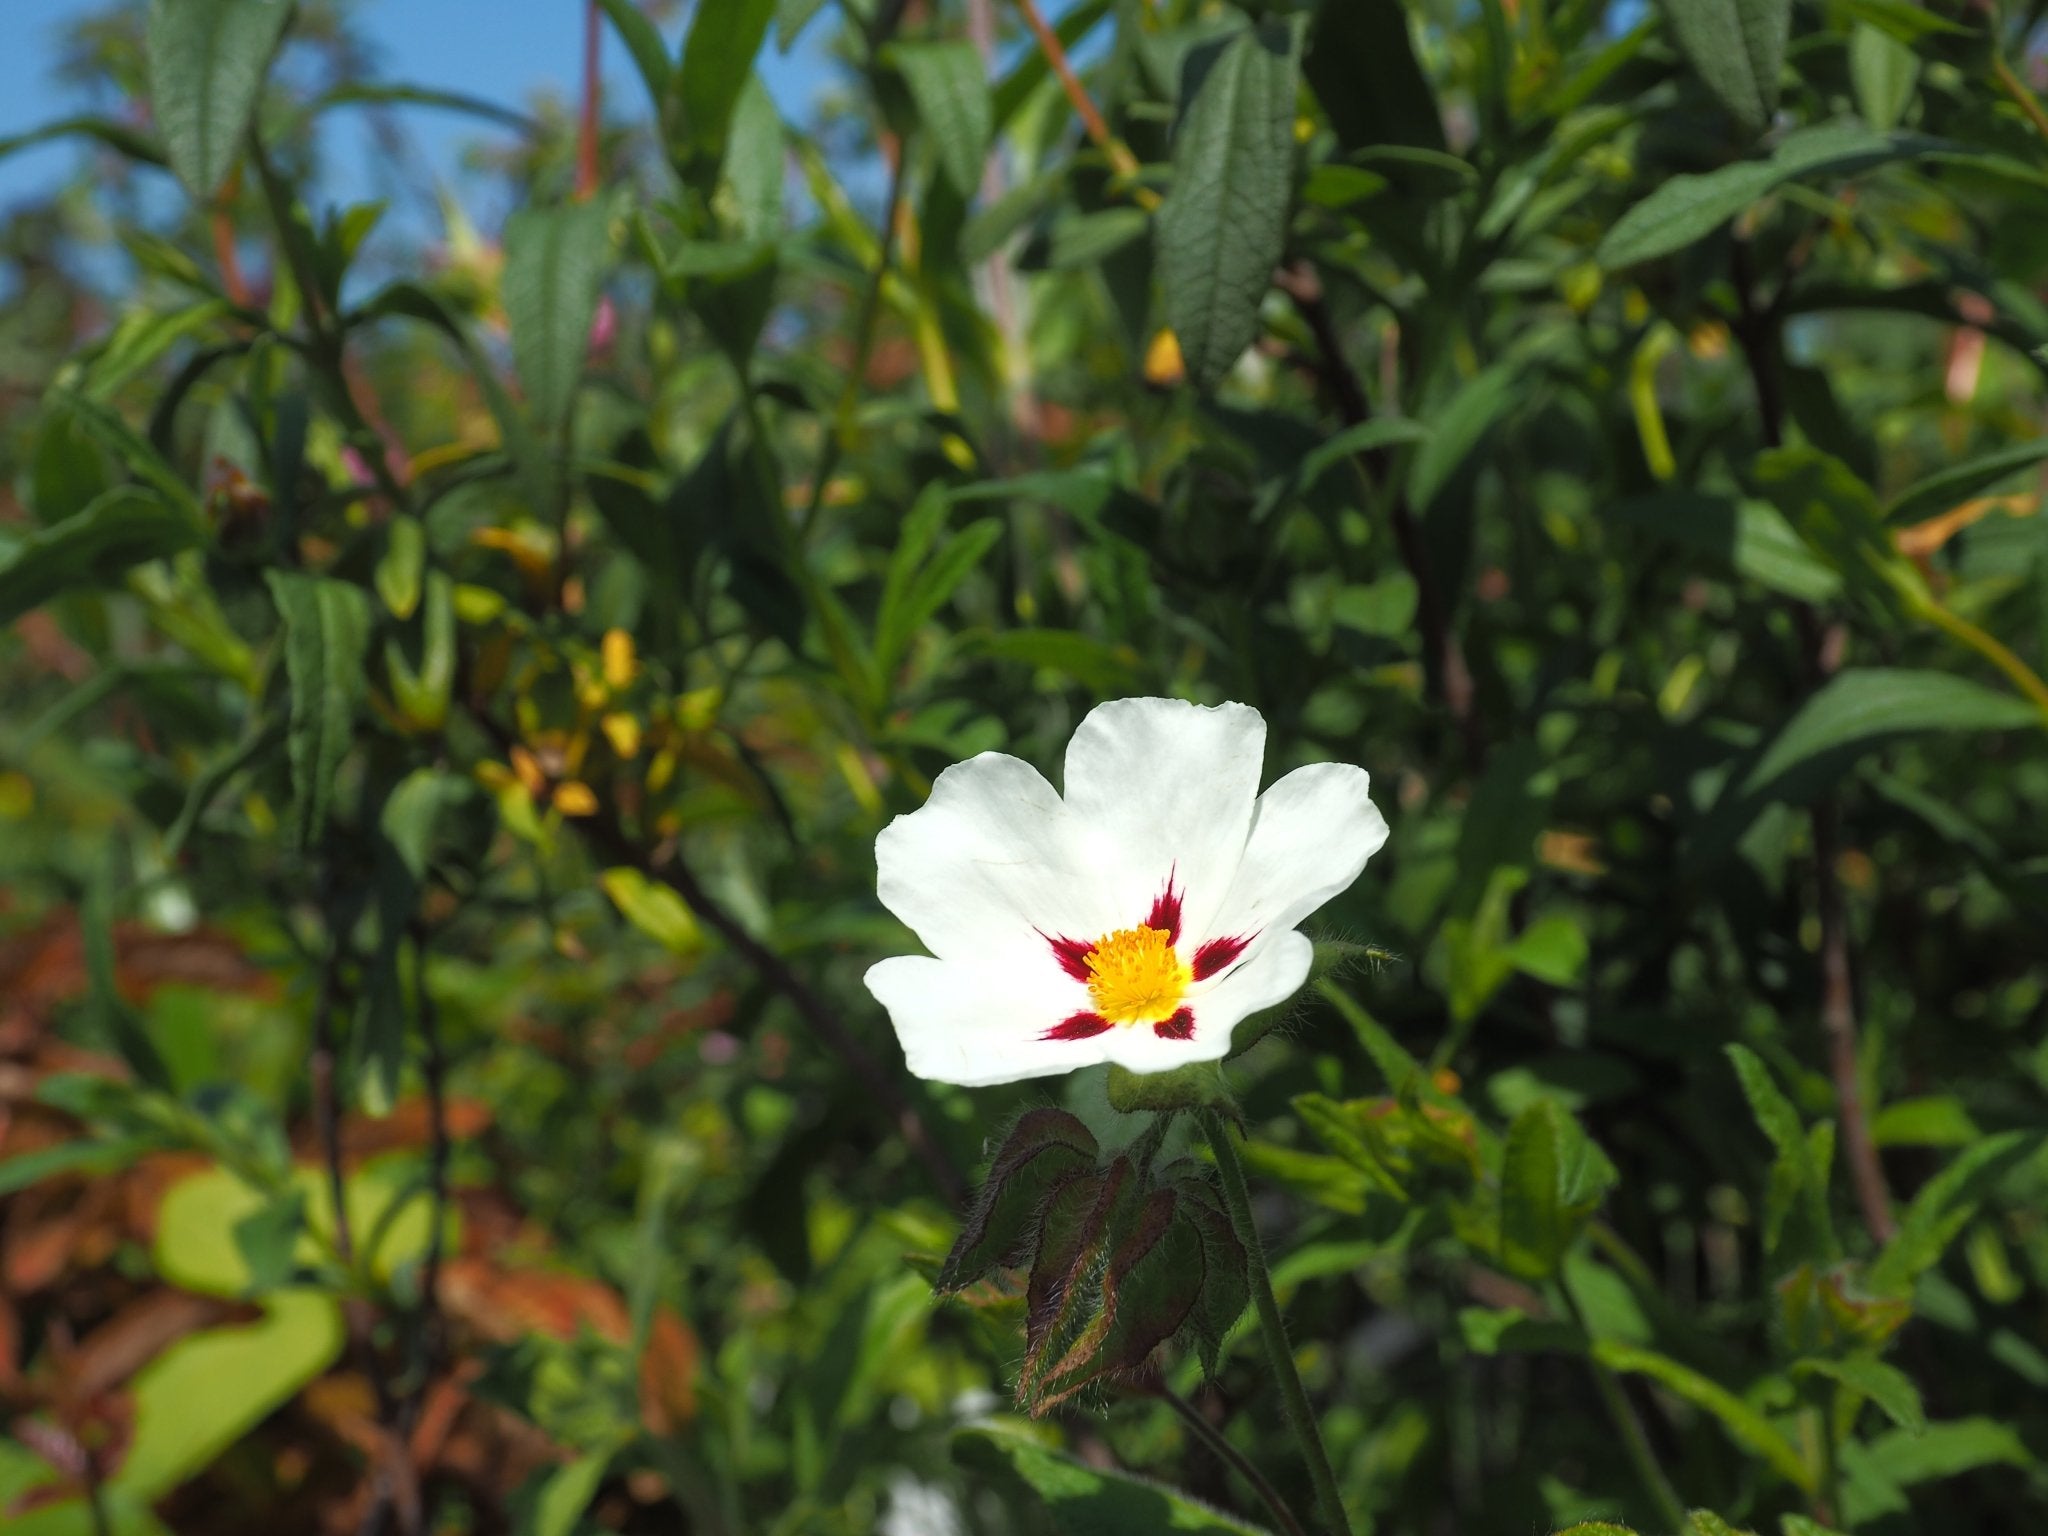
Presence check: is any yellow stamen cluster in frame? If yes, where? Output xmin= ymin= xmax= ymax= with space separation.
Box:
xmin=1085 ymin=926 xmax=1190 ymax=1025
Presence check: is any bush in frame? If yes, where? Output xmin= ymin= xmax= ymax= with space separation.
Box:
xmin=2 ymin=1 xmax=2046 ymax=1533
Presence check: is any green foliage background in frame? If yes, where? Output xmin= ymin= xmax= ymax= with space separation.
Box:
xmin=2 ymin=0 xmax=2048 ymax=1533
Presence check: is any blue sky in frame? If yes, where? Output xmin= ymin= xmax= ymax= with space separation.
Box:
xmin=0 ymin=1 xmax=846 ymax=224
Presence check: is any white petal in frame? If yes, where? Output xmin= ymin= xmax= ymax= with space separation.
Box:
xmin=865 ymin=954 xmax=1111 ymax=1087
xmin=875 ymin=751 xmax=1116 ymax=962
xmin=1197 ymin=763 xmax=1387 ymax=947
xmin=1061 ymin=697 xmax=1266 ymax=937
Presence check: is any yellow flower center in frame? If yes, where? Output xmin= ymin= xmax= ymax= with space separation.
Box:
xmin=1085 ymin=926 xmax=1190 ymax=1025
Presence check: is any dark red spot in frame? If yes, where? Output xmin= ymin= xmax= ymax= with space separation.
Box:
xmin=1153 ymin=1008 xmax=1195 ymax=1040
xmin=1191 ymin=934 xmax=1251 ymax=981
xmin=1045 ymin=1011 xmax=1111 ymax=1041
xmin=1146 ymin=865 xmax=1183 ymax=944
xmin=1041 ymin=931 xmax=1095 ymax=982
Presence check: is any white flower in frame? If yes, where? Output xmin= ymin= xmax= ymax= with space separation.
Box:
xmin=864 ymin=698 xmax=1388 ymax=1087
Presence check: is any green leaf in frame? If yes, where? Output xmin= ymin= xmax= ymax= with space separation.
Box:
xmin=1792 ymin=1353 xmax=1924 ymax=1432
xmin=503 ymin=200 xmax=615 ymax=435
xmin=600 ymin=867 xmax=704 ymax=955
xmin=1870 ymin=1096 xmax=1980 ymax=1148
xmin=1409 ymin=363 xmax=1518 ymax=513
xmin=1882 ymin=438 xmax=2048 ymax=526
xmin=111 ymin=1294 xmax=344 ymax=1501
xmin=876 ymin=515 xmax=1004 ymax=681
xmin=1599 ymin=124 xmax=1938 ymax=268
xmin=597 ymin=0 xmax=673 ymax=113
xmin=1156 ymin=23 xmax=1299 ymax=391
xmin=720 ymin=75 xmax=785 ymax=244
xmin=1603 ymin=492 xmax=1842 ymax=602
xmin=1849 ymin=24 xmax=1918 ymax=131
xmin=1593 ymin=1341 xmax=1815 ymax=1490
xmin=776 ymin=0 xmax=831 ymax=50
xmin=1726 ymin=1044 xmax=1802 ymax=1152
xmin=145 ymin=0 xmax=292 ymax=199
xmin=890 ymin=41 xmax=991 ymax=199
xmin=265 ymin=571 xmax=373 ymax=850
xmin=0 ymin=1137 xmax=156 ymax=1197
xmin=0 ymin=114 xmax=166 ymax=170
xmin=0 ymin=487 xmax=198 ymax=627
xmin=674 ymin=0 xmax=776 ymax=193
xmin=231 ymin=1187 xmax=307 ymax=1293
xmin=1857 ymin=1417 xmax=2033 ymax=1484
xmin=957 ymin=1422 xmax=1276 ymax=1535
xmin=938 ymin=1108 xmax=1099 ymax=1292
xmin=1302 ymin=0 xmax=1444 ymax=153
xmin=1499 ymin=1099 xmax=1615 ymax=1280
xmin=1657 ymin=0 xmax=1791 ymax=136
xmin=527 ymin=1447 xmax=617 ymax=1536
xmin=1867 ymin=1132 xmax=2045 ymax=1294
xmin=375 ymin=514 xmax=425 ymax=619
xmin=1737 ymin=669 xmax=2038 ymax=809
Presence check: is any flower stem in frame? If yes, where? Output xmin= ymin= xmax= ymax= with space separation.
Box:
xmin=1158 ymin=1385 xmax=1310 ymax=1536
xmin=1200 ymin=1110 xmax=1354 ymax=1536
xmin=1563 ymin=1289 xmax=1688 ymax=1533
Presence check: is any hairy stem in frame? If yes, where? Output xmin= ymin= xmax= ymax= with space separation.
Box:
xmin=1731 ymin=238 xmax=1895 ymax=1249
xmin=1159 ymin=1384 xmax=1311 ymax=1536
xmin=1563 ymin=1290 xmax=1688 ymax=1532
xmin=1201 ymin=1110 xmax=1353 ymax=1536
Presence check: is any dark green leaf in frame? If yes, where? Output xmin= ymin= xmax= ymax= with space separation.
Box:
xmin=597 ymin=0 xmax=673 ymax=113
xmin=503 ymin=201 xmax=615 ymax=435
xmin=1599 ymin=124 xmax=1940 ymax=268
xmin=889 ymin=41 xmax=991 ymax=199
xmin=957 ymin=1423 xmax=1275 ymax=1534
xmin=674 ymin=0 xmax=776 ymax=193
xmin=1657 ymin=0 xmax=1791 ymax=136
xmin=265 ymin=571 xmax=374 ymax=850
xmin=0 ymin=487 xmax=198 ymax=626
xmin=1156 ymin=24 xmax=1299 ymax=391
xmin=937 ymin=1108 xmax=1099 ymax=1293
xmin=145 ymin=0 xmax=292 ymax=198
xmin=1883 ymin=439 xmax=2048 ymax=525
xmin=1794 ymin=1354 xmax=1924 ymax=1432
xmin=1303 ymin=0 xmax=1444 ymax=153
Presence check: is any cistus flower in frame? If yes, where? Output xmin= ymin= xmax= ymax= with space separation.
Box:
xmin=865 ymin=698 xmax=1387 ymax=1086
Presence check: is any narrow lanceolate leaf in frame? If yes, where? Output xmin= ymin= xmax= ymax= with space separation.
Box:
xmin=1849 ymin=24 xmax=1919 ymax=131
xmin=1657 ymin=0 xmax=1792 ymax=137
xmin=1599 ymin=123 xmax=1938 ymax=268
xmin=1736 ymin=669 xmax=2039 ymax=809
xmin=1883 ymin=438 xmax=2048 ymax=525
xmin=1793 ymin=1353 xmax=1925 ymax=1432
xmin=1302 ymin=0 xmax=1443 ymax=153
xmin=503 ymin=201 xmax=615 ymax=435
xmin=1156 ymin=23 xmax=1300 ymax=391
xmin=0 ymin=487 xmax=198 ymax=626
xmin=889 ymin=41 xmax=991 ymax=199
xmin=1867 ymin=1132 xmax=2045 ymax=1295
xmin=673 ymin=0 xmax=776 ymax=192
xmin=596 ymin=0 xmax=673 ymax=114
xmin=145 ymin=0 xmax=293 ymax=199
xmin=1592 ymin=1341 xmax=1815 ymax=1490
xmin=960 ymin=1423 xmax=1276 ymax=1535
xmin=266 ymin=571 xmax=373 ymax=850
